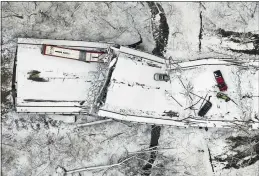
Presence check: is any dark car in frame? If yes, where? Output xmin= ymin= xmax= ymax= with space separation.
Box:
xmin=214 ymin=70 xmax=228 ymax=91
xmin=198 ymin=101 xmax=212 ymax=117
xmin=198 ymin=96 xmax=212 ymax=117
xmin=154 ymin=73 xmax=170 ymax=82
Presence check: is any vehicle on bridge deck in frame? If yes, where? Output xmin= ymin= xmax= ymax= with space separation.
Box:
xmin=214 ymin=70 xmax=228 ymax=91
xmin=41 ymin=44 xmax=106 ymax=63
xmin=154 ymin=73 xmax=170 ymax=82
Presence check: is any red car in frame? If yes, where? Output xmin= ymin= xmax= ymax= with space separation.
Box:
xmin=214 ymin=70 xmax=228 ymax=91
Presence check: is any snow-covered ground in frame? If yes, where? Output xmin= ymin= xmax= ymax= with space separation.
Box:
xmin=2 ymin=2 xmax=259 ymax=176
xmin=163 ymin=2 xmax=201 ymax=60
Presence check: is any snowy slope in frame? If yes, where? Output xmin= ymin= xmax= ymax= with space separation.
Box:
xmin=163 ymin=2 xmax=201 ymax=60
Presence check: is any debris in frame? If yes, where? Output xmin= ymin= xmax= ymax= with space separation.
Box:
xmin=230 ymin=99 xmax=239 ymax=106
xmin=199 ymin=93 xmax=208 ymax=110
xmin=184 ymin=97 xmax=203 ymax=110
xmin=76 ymin=119 xmax=113 ymax=127
xmin=27 ymin=70 xmax=48 ymax=82
xmin=162 ymin=110 xmax=179 ymax=117
xmin=207 ymin=146 xmax=214 ymax=172
xmin=165 ymin=90 xmax=183 ymax=107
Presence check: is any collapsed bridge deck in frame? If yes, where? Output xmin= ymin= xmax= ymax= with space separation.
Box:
xmin=15 ymin=38 xmax=259 ymax=129
xmin=98 ymin=50 xmax=259 ymax=129
xmin=15 ymin=38 xmax=112 ymax=114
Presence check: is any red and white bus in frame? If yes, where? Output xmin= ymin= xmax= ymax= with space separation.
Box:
xmin=41 ymin=44 xmax=107 ymax=62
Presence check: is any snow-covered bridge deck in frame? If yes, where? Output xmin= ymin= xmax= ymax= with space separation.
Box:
xmin=98 ymin=52 xmax=259 ymax=129
xmin=15 ymin=38 xmax=112 ymax=114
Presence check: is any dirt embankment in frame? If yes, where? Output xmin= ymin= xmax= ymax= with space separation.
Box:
xmin=215 ymin=135 xmax=259 ymax=169
xmin=147 ymin=2 xmax=169 ymax=57
xmin=216 ymin=28 xmax=259 ymax=55
xmin=1 ymin=50 xmax=16 ymax=115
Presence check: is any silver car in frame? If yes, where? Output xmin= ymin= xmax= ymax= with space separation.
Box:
xmin=154 ymin=73 xmax=170 ymax=82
